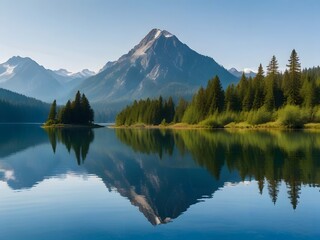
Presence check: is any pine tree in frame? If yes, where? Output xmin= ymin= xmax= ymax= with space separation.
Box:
xmin=72 ymin=91 xmax=82 ymax=124
xmin=237 ymin=73 xmax=249 ymax=105
xmin=264 ymin=56 xmax=279 ymax=110
xmin=225 ymin=84 xmax=240 ymax=111
xmin=165 ymin=97 xmax=175 ymax=123
xmin=196 ymin=87 xmax=207 ymax=120
xmin=47 ymin=100 xmax=57 ymax=122
xmin=286 ymin=49 xmax=302 ymax=105
xmin=209 ymin=76 xmax=225 ymax=113
xmin=267 ymin=55 xmax=279 ymax=76
xmin=252 ymin=64 xmax=265 ymax=109
xmin=81 ymin=94 xmax=94 ymax=124
xmin=174 ymin=98 xmax=188 ymax=122
xmin=242 ymin=80 xmax=254 ymax=111
xmin=301 ymin=77 xmax=317 ymax=108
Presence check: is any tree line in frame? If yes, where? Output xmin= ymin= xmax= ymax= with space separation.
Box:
xmin=0 ymin=88 xmax=50 ymax=122
xmin=116 ymin=96 xmax=175 ymax=126
xmin=46 ymin=91 xmax=94 ymax=125
xmin=116 ymin=49 xmax=320 ymax=127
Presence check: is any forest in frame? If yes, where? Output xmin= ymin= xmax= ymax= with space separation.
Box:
xmin=0 ymin=88 xmax=50 ymax=122
xmin=45 ymin=91 xmax=94 ymax=126
xmin=116 ymin=49 xmax=320 ymax=128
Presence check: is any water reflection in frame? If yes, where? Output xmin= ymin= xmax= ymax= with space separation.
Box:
xmin=115 ymin=129 xmax=320 ymax=211
xmin=0 ymin=125 xmax=320 ymax=227
xmin=44 ymin=128 xmax=94 ymax=164
xmin=0 ymin=124 xmax=47 ymax=158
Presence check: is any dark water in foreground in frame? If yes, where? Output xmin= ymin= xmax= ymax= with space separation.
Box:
xmin=0 ymin=124 xmax=319 ymax=239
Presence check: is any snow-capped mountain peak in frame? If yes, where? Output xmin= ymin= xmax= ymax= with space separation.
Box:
xmin=228 ymin=67 xmax=256 ymax=78
xmin=75 ymin=28 xmax=237 ymax=105
xmin=243 ymin=68 xmax=255 ymax=74
xmin=54 ymin=68 xmax=95 ymax=78
xmin=130 ymin=29 xmax=175 ymax=60
xmin=54 ymin=68 xmax=73 ymax=77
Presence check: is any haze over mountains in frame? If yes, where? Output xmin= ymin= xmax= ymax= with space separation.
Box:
xmin=0 ymin=28 xmax=239 ymax=119
xmin=0 ymin=56 xmax=94 ymax=102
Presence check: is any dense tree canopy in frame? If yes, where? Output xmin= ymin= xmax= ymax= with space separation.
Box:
xmin=116 ymin=96 xmax=177 ymax=126
xmin=46 ymin=91 xmax=94 ymax=125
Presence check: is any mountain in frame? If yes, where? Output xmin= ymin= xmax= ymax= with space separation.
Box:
xmin=228 ymin=67 xmax=256 ymax=78
xmin=0 ymin=88 xmax=50 ymax=122
xmin=75 ymin=29 xmax=238 ymax=106
xmin=0 ymin=56 xmax=63 ymax=102
xmin=0 ymin=56 xmax=94 ymax=102
xmin=54 ymin=68 xmax=95 ymax=78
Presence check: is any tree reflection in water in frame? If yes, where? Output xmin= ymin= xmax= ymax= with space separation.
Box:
xmin=116 ymin=128 xmax=320 ymax=210
xmin=45 ymin=128 xmax=94 ymax=165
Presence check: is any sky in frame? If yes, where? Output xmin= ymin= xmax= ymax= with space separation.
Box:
xmin=0 ymin=0 xmax=320 ymax=73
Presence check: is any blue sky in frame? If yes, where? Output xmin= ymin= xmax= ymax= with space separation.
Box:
xmin=0 ymin=0 xmax=319 ymax=73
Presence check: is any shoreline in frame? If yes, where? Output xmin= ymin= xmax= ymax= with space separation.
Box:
xmin=110 ymin=122 xmax=320 ymax=130
xmin=42 ymin=123 xmax=105 ymax=129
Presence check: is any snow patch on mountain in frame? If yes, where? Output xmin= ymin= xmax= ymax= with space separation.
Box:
xmin=0 ymin=64 xmax=16 ymax=83
xmin=147 ymin=65 xmax=160 ymax=80
xmin=154 ymin=29 xmax=161 ymax=39
xmin=243 ymin=68 xmax=256 ymax=74
xmin=54 ymin=68 xmax=95 ymax=79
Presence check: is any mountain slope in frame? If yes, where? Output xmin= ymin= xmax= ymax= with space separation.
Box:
xmin=0 ymin=56 xmax=63 ymax=102
xmin=0 ymin=88 xmax=50 ymax=122
xmin=76 ymin=29 xmax=238 ymax=105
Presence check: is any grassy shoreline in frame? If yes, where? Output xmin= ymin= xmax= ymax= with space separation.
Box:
xmin=42 ymin=123 xmax=104 ymax=129
xmin=110 ymin=121 xmax=320 ymax=130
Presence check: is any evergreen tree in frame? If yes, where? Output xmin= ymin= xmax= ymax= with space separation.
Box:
xmin=286 ymin=49 xmax=302 ymax=105
xmin=47 ymin=100 xmax=57 ymax=122
xmin=267 ymin=55 xmax=279 ymax=76
xmin=174 ymin=98 xmax=188 ymax=122
xmin=72 ymin=91 xmax=82 ymax=123
xmin=209 ymin=76 xmax=225 ymax=113
xmin=242 ymin=81 xmax=254 ymax=111
xmin=56 ymin=91 xmax=94 ymax=125
xmin=196 ymin=87 xmax=207 ymax=121
xmin=225 ymin=84 xmax=240 ymax=111
xmin=81 ymin=94 xmax=94 ymax=124
xmin=264 ymin=56 xmax=280 ymax=110
xmin=165 ymin=97 xmax=175 ymax=123
xmin=301 ymin=77 xmax=317 ymax=108
xmin=252 ymin=64 xmax=265 ymax=109
xmin=237 ymin=73 xmax=249 ymax=106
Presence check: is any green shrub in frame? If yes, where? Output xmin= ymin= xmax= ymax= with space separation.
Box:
xmin=199 ymin=111 xmax=238 ymax=128
xmin=182 ymin=106 xmax=200 ymax=124
xmin=199 ymin=117 xmax=222 ymax=128
xmin=247 ymin=108 xmax=273 ymax=125
xmin=277 ymin=105 xmax=306 ymax=128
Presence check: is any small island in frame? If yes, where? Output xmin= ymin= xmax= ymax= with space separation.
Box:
xmin=43 ymin=91 xmax=102 ymax=128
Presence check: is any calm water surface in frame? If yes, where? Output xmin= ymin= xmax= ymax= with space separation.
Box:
xmin=0 ymin=124 xmax=319 ymax=239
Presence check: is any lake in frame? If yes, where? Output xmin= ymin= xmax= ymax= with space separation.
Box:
xmin=0 ymin=124 xmax=319 ymax=239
